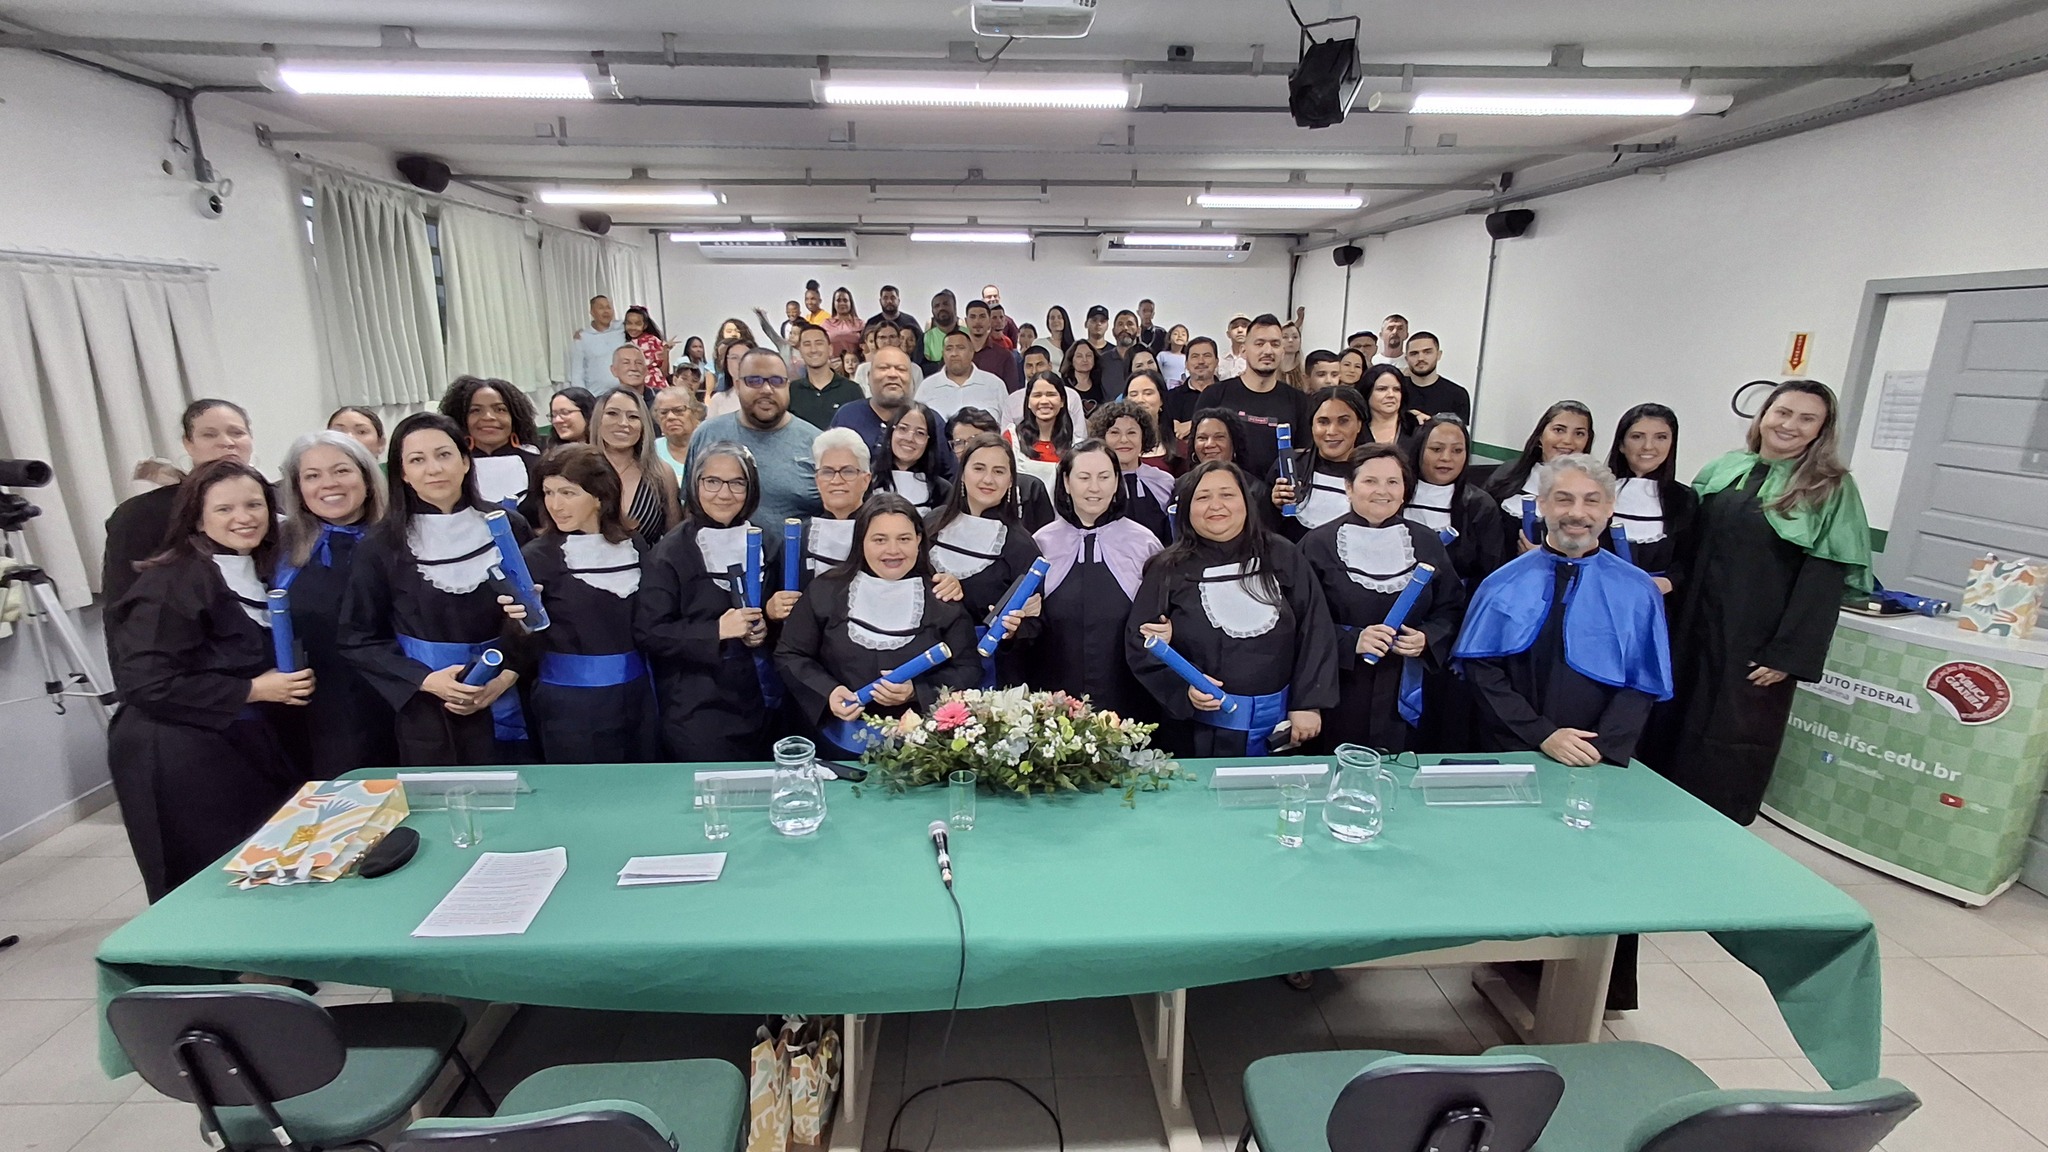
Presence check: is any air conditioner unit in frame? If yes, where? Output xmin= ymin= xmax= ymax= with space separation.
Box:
xmin=1097 ymin=235 xmax=1255 ymax=265
xmin=971 ymin=0 xmax=1098 ymax=39
xmin=697 ymin=234 xmax=857 ymax=265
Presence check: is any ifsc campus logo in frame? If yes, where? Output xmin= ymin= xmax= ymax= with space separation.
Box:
xmin=1799 ymin=670 xmax=1920 ymax=714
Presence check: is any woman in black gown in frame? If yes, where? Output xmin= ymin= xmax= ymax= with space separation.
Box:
xmin=636 ymin=441 xmax=789 ymax=762
xmin=510 ymin=444 xmax=659 ymax=763
xmin=1126 ymin=461 xmax=1339 ymax=757
xmin=871 ymin=403 xmax=952 ymax=512
xmin=440 ymin=376 xmax=543 ymax=523
xmin=927 ymin=433 xmax=1045 ymax=687
xmin=106 ymin=459 xmax=311 ymax=901
xmin=339 ymin=413 xmax=534 ymax=766
xmin=1088 ymin=401 xmax=1174 ymax=543
xmin=1485 ymin=401 xmax=1594 ymax=556
xmin=790 ymin=428 xmax=873 ymax=590
xmin=1267 ymin=385 xmax=1369 ymax=540
xmin=1602 ymin=403 xmax=1699 ymax=598
xmin=775 ymin=493 xmax=982 ymax=756
xmin=274 ymin=430 xmax=395 ymax=775
xmin=1403 ymin=415 xmax=1506 ymax=753
xmin=1299 ymin=444 xmax=1464 ymax=751
xmin=103 ymin=398 xmax=255 ymax=607
xmin=1029 ymin=440 xmax=1163 ymax=716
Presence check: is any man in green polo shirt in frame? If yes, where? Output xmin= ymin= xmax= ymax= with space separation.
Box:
xmin=922 ymin=289 xmax=960 ymax=366
xmin=785 ymin=322 xmax=863 ymax=429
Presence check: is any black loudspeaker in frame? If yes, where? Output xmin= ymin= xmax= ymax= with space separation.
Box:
xmin=1485 ymin=208 xmax=1535 ymax=239
xmin=394 ymin=155 xmax=451 ymax=193
xmin=578 ymin=212 xmax=614 ymax=235
xmin=1288 ymin=37 xmax=1358 ymax=129
xmin=1332 ymin=244 xmax=1363 ymax=267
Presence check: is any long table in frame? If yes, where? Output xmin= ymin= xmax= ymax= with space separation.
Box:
xmin=98 ymin=756 xmax=1882 ymax=1149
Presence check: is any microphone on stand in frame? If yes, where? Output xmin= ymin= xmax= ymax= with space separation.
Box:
xmin=928 ymin=820 xmax=954 ymax=889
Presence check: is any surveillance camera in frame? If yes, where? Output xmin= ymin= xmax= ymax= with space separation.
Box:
xmin=195 ymin=188 xmax=226 ymax=219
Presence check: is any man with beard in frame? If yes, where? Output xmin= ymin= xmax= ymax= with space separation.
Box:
xmin=922 ymin=289 xmax=961 ymax=366
xmin=1402 ymin=331 xmax=1470 ymax=424
xmin=1161 ymin=336 xmax=1221 ymax=445
xmin=1084 ymin=304 xmax=1129 ymax=400
xmin=982 ymin=283 xmax=1020 ymax=344
xmin=964 ymin=299 xmax=1022 ymax=391
xmin=686 ymin=347 xmax=825 ymax=525
xmin=867 ymin=284 xmax=922 ymax=352
xmin=1135 ymin=298 xmax=1169 ymax=353
xmin=785 ymin=323 xmax=864 ymax=429
xmin=1375 ymin=313 xmax=1411 ymax=366
xmin=1193 ymin=313 xmax=1312 ymax=477
xmin=831 ymin=345 xmax=960 ymax=477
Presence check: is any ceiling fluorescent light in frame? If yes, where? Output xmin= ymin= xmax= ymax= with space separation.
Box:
xmin=278 ymin=65 xmax=594 ymax=99
xmin=670 ymin=230 xmax=787 ymax=243
xmin=538 ymin=189 xmax=722 ymax=206
xmin=1194 ymin=192 xmax=1365 ymax=211
xmin=910 ymin=229 xmax=1034 ymax=244
xmin=1368 ymin=92 xmax=1733 ymax=116
xmin=819 ymin=81 xmax=1135 ymax=109
xmin=1120 ymin=233 xmax=1244 ymax=248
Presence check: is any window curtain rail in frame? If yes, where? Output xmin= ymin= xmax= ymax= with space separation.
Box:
xmin=0 ymin=247 xmax=217 ymax=276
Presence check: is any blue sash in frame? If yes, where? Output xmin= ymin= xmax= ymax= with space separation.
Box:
xmin=1197 ymin=686 xmax=1291 ymax=756
xmin=973 ymin=625 xmax=998 ymax=690
xmin=821 ymin=716 xmax=881 ymax=758
xmin=397 ymin=634 xmax=530 ymax=743
xmin=539 ymin=651 xmax=648 ymax=688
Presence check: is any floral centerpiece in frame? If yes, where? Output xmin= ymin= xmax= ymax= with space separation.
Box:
xmin=857 ymin=687 xmax=1183 ymax=803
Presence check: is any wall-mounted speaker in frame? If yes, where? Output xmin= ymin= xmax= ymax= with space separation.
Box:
xmin=578 ymin=212 xmax=614 ymax=236
xmin=1485 ymin=208 xmax=1535 ymax=239
xmin=1332 ymin=244 xmax=1363 ymax=267
xmin=394 ymin=155 xmax=451 ymax=193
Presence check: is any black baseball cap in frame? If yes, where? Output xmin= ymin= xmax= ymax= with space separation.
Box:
xmin=1086 ymin=305 xmax=1110 ymax=321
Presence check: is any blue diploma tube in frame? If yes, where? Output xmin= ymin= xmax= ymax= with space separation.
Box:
xmin=744 ymin=526 xmax=764 ymax=609
xmin=977 ymin=558 xmax=1051 ymax=658
xmin=1142 ymin=635 xmax=1238 ymax=715
xmin=483 ymin=510 xmax=550 ymax=631
xmin=783 ymin=519 xmax=803 ymax=589
xmin=267 ymin=589 xmax=298 ymax=673
xmin=1361 ymin=562 xmax=1436 ymax=667
xmin=460 ymin=647 xmax=504 ymax=686
xmin=1520 ymin=497 xmax=1541 ymax=547
xmin=856 ymin=642 xmax=951 ymax=704
xmin=1275 ymin=424 xmax=1298 ymax=517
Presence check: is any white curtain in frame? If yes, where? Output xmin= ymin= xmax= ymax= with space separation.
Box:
xmin=539 ymin=228 xmax=605 ymax=385
xmin=603 ymin=239 xmax=658 ymax=323
xmin=311 ymin=170 xmax=445 ymax=407
xmin=0 ymin=256 xmax=221 ymax=606
xmin=438 ymin=205 xmax=549 ymax=398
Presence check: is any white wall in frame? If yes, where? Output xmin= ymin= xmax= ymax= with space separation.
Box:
xmin=654 ymin=234 xmax=1295 ymax=353
xmin=1305 ymin=68 xmax=2048 ymax=499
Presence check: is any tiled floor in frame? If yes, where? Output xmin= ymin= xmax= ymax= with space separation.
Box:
xmin=5 ymin=806 xmax=2048 ymax=1150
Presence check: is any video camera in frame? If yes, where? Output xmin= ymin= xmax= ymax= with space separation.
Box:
xmin=0 ymin=458 xmax=52 ymax=533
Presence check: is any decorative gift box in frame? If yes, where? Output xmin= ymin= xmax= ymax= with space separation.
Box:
xmin=1957 ymin=553 xmax=2048 ymax=639
xmin=224 ymin=779 xmax=409 ymax=887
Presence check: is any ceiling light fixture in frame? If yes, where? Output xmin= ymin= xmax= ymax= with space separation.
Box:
xmin=818 ymin=81 xmax=1137 ymax=109
xmin=910 ymin=229 xmax=1035 ymax=244
xmin=538 ymin=189 xmax=722 ymax=206
xmin=1367 ymin=92 xmax=1734 ymax=116
xmin=1193 ymin=192 xmax=1365 ymax=211
xmin=277 ymin=65 xmax=596 ymax=99
xmin=1119 ymin=233 xmax=1245 ymax=248
xmin=669 ymin=230 xmax=788 ymax=243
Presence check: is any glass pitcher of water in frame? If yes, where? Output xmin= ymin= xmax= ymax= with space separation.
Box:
xmin=1325 ymin=744 xmax=1391 ymax=844
xmin=769 ymin=736 xmax=827 ymax=837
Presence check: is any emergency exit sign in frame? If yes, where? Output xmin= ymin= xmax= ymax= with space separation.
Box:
xmin=1783 ymin=332 xmax=1814 ymax=376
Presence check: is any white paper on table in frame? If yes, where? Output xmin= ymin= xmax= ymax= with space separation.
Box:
xmin=411 ymin=848 xmax=568 ymax=937
xmin=617 ymin=853 xmax=727 ymax=886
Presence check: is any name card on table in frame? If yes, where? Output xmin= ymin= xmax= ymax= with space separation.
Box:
xmin=396 ymin=771 xmax=527 ymax=811
xmin=1411 ymin=760 xmax=1541 ymax=807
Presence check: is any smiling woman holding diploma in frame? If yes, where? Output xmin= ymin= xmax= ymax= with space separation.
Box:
xmin=1029 ymin=440 xmax=1162 ymax=717
xmin=926 ymin=433 xmax=1046 ymax=688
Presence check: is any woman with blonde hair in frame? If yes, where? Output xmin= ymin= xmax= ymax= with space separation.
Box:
xmin=592 ymin=386 xmax=683 ymax=550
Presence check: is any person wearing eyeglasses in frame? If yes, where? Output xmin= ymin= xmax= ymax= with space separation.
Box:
xmin=685 ymin=347 xmax=825 ymax=527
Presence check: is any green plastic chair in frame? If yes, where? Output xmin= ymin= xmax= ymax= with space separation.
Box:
xmin=1490 ymin=1042 xmax=1919 ymax=1152
xmin=1239 ymin=1050 xmax=1566 ymax=1152
xmin=394 ymin=1059 xmax=747 ymax=1152
xmin=107 ymin=983 xmax=493 ymax=1151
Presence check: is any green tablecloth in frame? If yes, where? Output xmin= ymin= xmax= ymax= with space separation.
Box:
xmin=97 ymin=755 xmax=1882 ymax=1087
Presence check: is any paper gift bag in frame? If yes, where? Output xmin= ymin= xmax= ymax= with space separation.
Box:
xmin=747 ymin=1026 xmax=791 ymax=1152
xmin=224 ymin=779 xmax=408 ymax=887
xmin=788 ymin=1021 xmax=841 ymax=1146
xmin=1957 ymin=553 xmax=2048 ymax=638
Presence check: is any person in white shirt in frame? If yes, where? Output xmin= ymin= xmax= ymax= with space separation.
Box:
xmin=920 ymin=330 xmax=1010 ymax=422
xmin=567 ymin=294 xmax=628 ymax=391
xmin=1374 ymin=314 xmax=1410 ymax=366
xmin=1218 ymin=314 xmax=1251 ymax=380
xmin=853 ymin=320 xmax=925 ymax=395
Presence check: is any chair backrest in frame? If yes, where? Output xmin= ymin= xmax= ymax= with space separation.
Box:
xmin=1327 ymin=1054 xmax=1565 ymax=1152
xmin=1629 ymin=1081 xmax=1921 ymax=1152
xmin=107 ymin=984 xmax=347 ymax=1106
xmin=395 ymin=1101 xmax=679 ymax=1152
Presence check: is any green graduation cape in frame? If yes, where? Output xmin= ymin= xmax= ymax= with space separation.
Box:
xmin=1692 ymin=451 xmax=1873 ymax=595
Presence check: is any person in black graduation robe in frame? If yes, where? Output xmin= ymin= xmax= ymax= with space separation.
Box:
xmin=1028 ymin=442 xmax=1163 ymax=717
xmin=775 ymin=494 xmax=982 ymax=755
xmin=1126 ymin=461 xmax=1339 ymax=758
xmin=1404 ymin=415 xmax=1506 ymax=753
xmin=101 ymin=399 xmax=258 ymax=608
xmin=1299 ymin=447 xmax=1464 ymax=752
xmin=104 ymin=463 xmax=307 ymax=901
xmin=1601 ymin=404 xmax=1699 ymax=602
xmin=277 ymin=522 xmax=397 ymax=775
xmin=1264 ymin=384 xmax=1369 ymax=544
xmin=927 ymin=434 xmax=1047 ymax=687
xmin=522 ymin=530 xmax=659 ymax=763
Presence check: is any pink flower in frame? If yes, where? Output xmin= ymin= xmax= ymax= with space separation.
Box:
xmin=931 ymin=700 xmax=973 ymax=732
xmin=1065 ymin=697 xmax=1088 ymax=719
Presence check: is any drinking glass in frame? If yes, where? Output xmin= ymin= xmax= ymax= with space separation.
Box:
xmin=1324 ymin=748 xmax=1388 ymax=844
xmin=770 ymin=736 xmax=827 ymax=837
xmin=1563 ymin=765 xmax=1599 ymax=830
xmin=698 ymin=775 xmax=730 ymax=841
xmin=949 ymin=770 xmax=977 ymax=831
xmin=447 ymin=786 xmax=482 ymax=849
xmin=1276 ymin=783 xmax=1309 ymax=848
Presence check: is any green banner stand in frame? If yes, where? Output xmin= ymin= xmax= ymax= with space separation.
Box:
xmin=1764 ymin=611 xmax=2048 ymax=906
